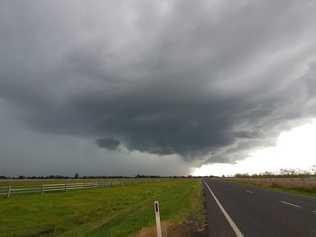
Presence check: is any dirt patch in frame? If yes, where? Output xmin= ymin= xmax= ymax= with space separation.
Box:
xmin=135 ymin=221 xmax=207 ymax=237
xmin=136 ymin=225 xmax=156 ymax=237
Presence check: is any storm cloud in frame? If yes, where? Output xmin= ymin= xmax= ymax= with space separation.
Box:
xmin=1 ymin=0 xmax=316 ymax=175
xmin=96 ymin=138 xmax=121 ymax=150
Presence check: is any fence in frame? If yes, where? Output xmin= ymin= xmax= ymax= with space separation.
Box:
xmin=0 ymin=179 xmax=161 ymax=198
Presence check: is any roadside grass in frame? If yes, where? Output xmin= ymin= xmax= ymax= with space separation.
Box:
xmin=227 ymin=178 xmax=316 ymax=198
xmin=0 ymin=179 xmax=204 ymax=237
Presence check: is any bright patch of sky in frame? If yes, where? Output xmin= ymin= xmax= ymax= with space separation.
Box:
xmin=192 ymin=119 xmax=316 ymax=176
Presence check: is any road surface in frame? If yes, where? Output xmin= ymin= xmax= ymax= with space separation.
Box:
xmin=204 ymin=179 xmax=316 ymax=237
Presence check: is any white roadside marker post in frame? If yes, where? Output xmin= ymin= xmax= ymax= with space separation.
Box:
xmin=154 ymin=201 xmax=162 ymax=237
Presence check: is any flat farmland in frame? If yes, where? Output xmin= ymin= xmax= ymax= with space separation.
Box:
xmin=0 ymin=179 xmax=204 ymax=237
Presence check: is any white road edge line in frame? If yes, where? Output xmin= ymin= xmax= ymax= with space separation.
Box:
xmin=204 ymin=181 xmax=244 ymax=237
xmin=280 ymin=201 xmax=301 ymax=208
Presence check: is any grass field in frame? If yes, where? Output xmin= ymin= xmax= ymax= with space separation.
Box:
xmin=0 ymin=179 xmax=204 ymax=237
xmin=229 ymin=177 xmax=316 ymax=197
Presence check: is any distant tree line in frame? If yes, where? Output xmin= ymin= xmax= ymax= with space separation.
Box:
xmin=0 ymin=174 xmax=208 ymax=179
xmin=234 ymin=168 xmax=316 ymax=178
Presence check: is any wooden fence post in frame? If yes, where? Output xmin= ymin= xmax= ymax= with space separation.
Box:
xmin=41 ymin=184 xmax=44 ymax=195
xmin=64 ymin=183 xmax=67 ymax=192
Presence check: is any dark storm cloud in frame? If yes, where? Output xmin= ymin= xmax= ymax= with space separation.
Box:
xmin=96 ymin=138 xmax=120 ymax=150
xmin=1 ymin=0 xmax=316 ymax=169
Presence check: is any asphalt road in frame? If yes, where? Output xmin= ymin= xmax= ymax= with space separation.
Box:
xmin=204 ymin=179 xmax=316 ymax=237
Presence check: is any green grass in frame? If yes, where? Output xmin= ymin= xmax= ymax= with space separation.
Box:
xmin=0 ymin=179 xmax=204 ymax=237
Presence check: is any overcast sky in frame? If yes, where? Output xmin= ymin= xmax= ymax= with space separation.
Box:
xmin=1 ymin=0 xmax=316 ymax=176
